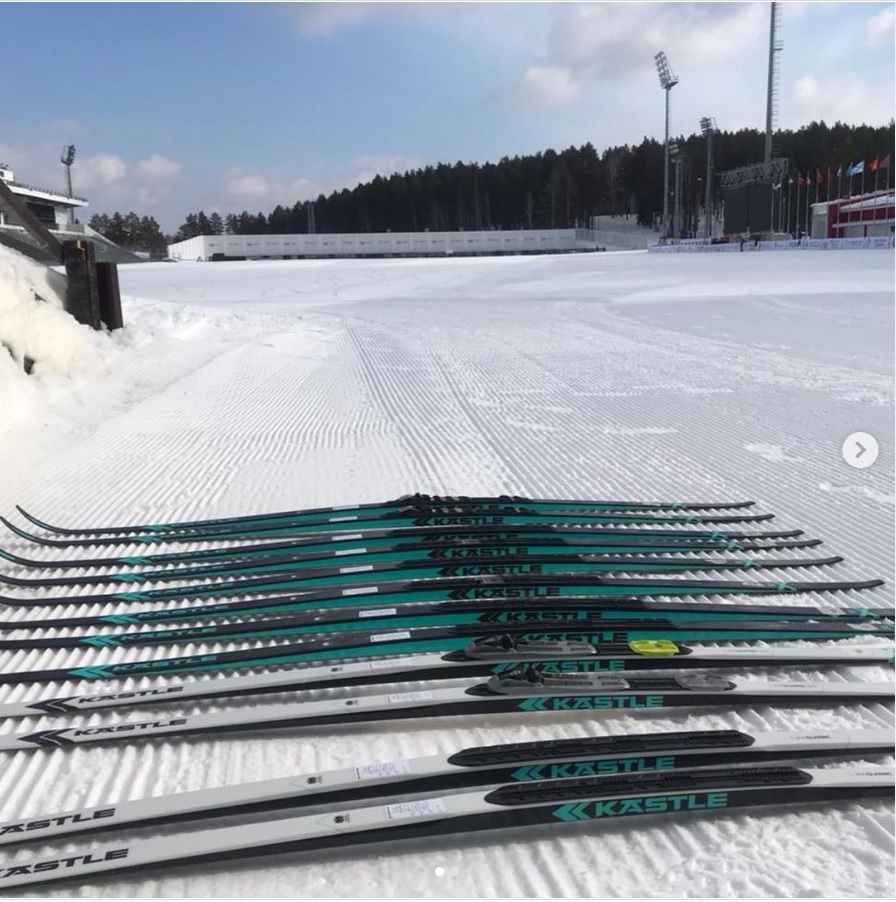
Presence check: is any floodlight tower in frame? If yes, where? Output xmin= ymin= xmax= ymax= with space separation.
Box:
xmin=668 ymin=141 xmax=683 ymax=240
xmin=61 ymin=145 xmax=76 ymax=198
xmin=765 ymin=3 xmax=783 ymax=164
xmin=655 ymin=51 xmax=679 ymax=238
xmin=700 ymin=117 xmax=717 ymax=240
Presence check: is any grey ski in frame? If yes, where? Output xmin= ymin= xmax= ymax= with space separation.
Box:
xmin=0 ymin=727 xmax=889 ymax=849
xmin=1 ymin=641 xmax=890 ymax=720
xmin=1 ymin=671 xmax=891 ymax=752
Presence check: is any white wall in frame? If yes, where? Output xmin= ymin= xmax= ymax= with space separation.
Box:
xmin=649 ymin=236 xmax=894 ymax=253
xmin=168 ymin=229 xmax=601 ymax=261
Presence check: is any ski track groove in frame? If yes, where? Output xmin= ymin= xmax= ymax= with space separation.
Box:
xmin=0 ymin=252 xmax=892 ymax=897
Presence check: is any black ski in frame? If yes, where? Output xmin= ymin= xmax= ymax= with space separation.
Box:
xmin=3 ymin=592 xmax=888 ymax=631
xmin=0 ymin=572 xmax=881 ymax=608
xmin=0 ymin=506 xmax=776 ymax=550
xmin=2 ymin=599 xmax=892 ymax=651
xmin=2 ymin=619 xmax=889 ymax=684
xmin=0 ymin=531 xmax=821 ymax=573
xmin=0 ymin=516 xmax=805 ymax=550
xmin=0 ymin=551 xmax=844 ymax=590
xmin=1 ymin=600 xmax=892 ymax=651
xmin=15 ymin=493 xmax=759 ymax=537
xmin=0 ymin=762 xmax=890 ymax=890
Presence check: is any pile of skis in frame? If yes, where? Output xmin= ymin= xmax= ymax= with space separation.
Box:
xmin=0 ymin=493 xmax=891 ymax=890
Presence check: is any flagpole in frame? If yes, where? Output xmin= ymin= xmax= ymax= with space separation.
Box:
xmin=779 ymin=182 xmax=784 ymax=233
xmin=786 ymin=179 xmax=791 ymax=235
xmin=873 ymin=158 xmax=879 ymax=226
xmin=795 ymin=174 xmax=800 ymax=237
xmin=804 ymin=174 xmax=810 ymax=235
xmin=860 ymin=163 xmax=866 ymax=236
xmin=769 ymin=181 xmax=774 ymax=234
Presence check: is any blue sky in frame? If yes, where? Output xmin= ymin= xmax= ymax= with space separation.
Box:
xmin=1 ymin=1 xmax=893 ymax=231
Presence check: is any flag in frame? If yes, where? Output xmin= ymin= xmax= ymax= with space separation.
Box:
xmin=827 ymin=166 xmax=832 ymax=182
xmin=816 ymin=168 xmax=823 ymax=184
xmin=869 ymin=157 xmax=878 ymax=172
xmin=880 ymin=154 xmax=891 ymax=169
xmin=772 ymin=182 xmax=782 ymax=191
xmin=852 ymin=160 xmax=865 ymax=176
xmin=801 ymin=174 xmax=810 ymax=187
xmin=837 ymin=164 xmax=843 ymax=177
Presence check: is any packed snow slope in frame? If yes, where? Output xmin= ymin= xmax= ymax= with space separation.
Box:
xmin=0 ymin=248 xmax=893 ymax=898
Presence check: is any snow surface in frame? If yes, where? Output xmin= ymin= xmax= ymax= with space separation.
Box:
xmin=0 ymin=246 xmax=893 ymax=897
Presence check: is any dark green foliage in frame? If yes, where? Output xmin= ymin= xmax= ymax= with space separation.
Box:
xmin=101 ymin=120 xmax=896 ymax=241
xmin=87 ymin=212 xmax=168 ymax=256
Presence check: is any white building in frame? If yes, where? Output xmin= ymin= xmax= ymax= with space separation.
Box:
xmin=167 ymin=228 xmax=602 ymax=261
xmin=0 ymin=163 xmax=88 ymax=230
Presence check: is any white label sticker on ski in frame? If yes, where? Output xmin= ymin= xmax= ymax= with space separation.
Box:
xmin=335 ymin=547 xmax=366 ymax=556
xmin=359 ymin=608 xmax=397 ymax=618
xmin=339 ymin=565 xmax=374 ymax=574
xmin=328 ymin=516 xmax=359 ymax=523
xmin=371 ymin=631 xmax=411 ymax=643
xmin=342 ymin=586 xmax=378 ymax=597
xmin=332 ymin=534 xmax=364 ymax=543
xmin=387 ymin=690 xmax=434 ymax=703
xmin=369 ymin=658 xmax=408 ymax=670
xmin=386 ymin=798 xmax=447 ymax=820
xmin=356 ymin=760 xmax=413 ymax=780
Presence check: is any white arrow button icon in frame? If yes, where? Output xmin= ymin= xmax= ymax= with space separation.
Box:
xmin=843 ymin=433 xmax=879 ymax=469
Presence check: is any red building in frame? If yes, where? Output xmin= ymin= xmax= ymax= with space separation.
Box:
xmin=811 ymin=190 xmax=895 ymax=239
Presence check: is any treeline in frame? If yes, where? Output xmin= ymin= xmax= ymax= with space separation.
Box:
xmin=86 ymin=212 xmax=168 ymax=256
xmin=94 ymin=120 xmax=894 ymax=249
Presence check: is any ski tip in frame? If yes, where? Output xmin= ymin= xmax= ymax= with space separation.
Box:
xmin=0 ymin=516 xmax=30 ymax=540
xmin=14 ymin=506 xmax=50 ymax=532
xmin=0 ymin=547 xmax=32 ymax=566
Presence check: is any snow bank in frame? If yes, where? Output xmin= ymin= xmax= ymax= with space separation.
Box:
xmin=0 ymin=245 xmax=111 ymax=430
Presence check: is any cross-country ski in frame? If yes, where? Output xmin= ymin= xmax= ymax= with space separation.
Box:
xmin=1 ymin=641 xmax=890 ymax=719
xmin=0 ymin=602 xmax=892 ymax=652
xmin=0 ymin=573 xmax=882 ymax=608
xmin=4 ymin=615 xmax=893 ymax=684
xmin=0 ymin=550 xmax=844 ymax=590
xmin=3 ymin=594 xmax=889 ymax=631
xmin=1 ymin=671 xmax=891 ymax=752
xmin=0 ymin=727 xmax=889 ymax=849
xmin=14 ymin=493 xmax=760 ymax=537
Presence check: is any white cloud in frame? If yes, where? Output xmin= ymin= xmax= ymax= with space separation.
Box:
xmin=278 ymin=1 xmax=437 ymax=36
xmin=225 ymin=169 xmax=272 ymax=202
xmin=222 ymin=169 xmax=326 ymax=207
xmin=71 ymin=153 xmax=128 ymax=189
xmin=495 ymin=2 xmax=767 ymax=111
xmin=543 ymin=2 xmax=766 ymax=78
xmin=349 ymin=154 xmax=421 ymax=184
xmin=281 ymin=1 xmax=375 ymax=35
xmin=135 ymin=154 xmax=181 ymax=181
xmin=498 ymin=66 xmax=581 ymax=111
xmin=867 ymin=6 xmax=895 ymax=44
xmin=787 ymin=71 xmax=891 ymax=127
xmin=289 ymin=176 xmax=317 ymax=197
xmin=793 ymin=75 xmax=819 ymax=102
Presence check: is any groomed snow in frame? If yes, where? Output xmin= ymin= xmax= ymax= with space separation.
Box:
xmin=0 ymin=246 xmax=893 ymax=897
